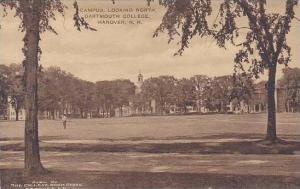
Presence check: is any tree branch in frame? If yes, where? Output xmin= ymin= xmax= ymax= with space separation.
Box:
xmin=234 ymin=0 xmax=270 ymax=65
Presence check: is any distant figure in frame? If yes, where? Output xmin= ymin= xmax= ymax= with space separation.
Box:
xmin=62 ymin=114 xmax=67 ymax=129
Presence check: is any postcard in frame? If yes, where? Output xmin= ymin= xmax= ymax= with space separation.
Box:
xmin=0 ymin=0 xmax=299 ymax=188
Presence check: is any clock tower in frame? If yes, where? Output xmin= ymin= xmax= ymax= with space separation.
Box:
xmin=136 ymin=72 xmax=143 ymax=94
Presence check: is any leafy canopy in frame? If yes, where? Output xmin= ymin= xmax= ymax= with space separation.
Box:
xmin=153 ymin=0 xmax=298 ymax=78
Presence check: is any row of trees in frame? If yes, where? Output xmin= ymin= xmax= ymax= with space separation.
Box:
xmin=0 ymin=64 xmax=25 ymax=120
xmin=278 ymin=67 xmax=300 ymax=112
xmin=0 ymin=64 xmax=136 ymax=119
xmin=2 ymin=64 xmax=299 ymax=119
xmin=0 ymin=64 xmax=255 ymax=118
xmin=39 ymin=67 xmax=136 ymax=118
xmin=138 ymin=74 xmax=254 ymax=114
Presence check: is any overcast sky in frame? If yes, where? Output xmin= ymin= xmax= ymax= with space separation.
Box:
xmin=0 ymin=0 xmax=299 ymax=83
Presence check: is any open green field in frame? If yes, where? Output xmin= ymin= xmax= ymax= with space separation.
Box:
xmin=1 ymin=113 xmax=300 ymax=189
xmin=1 ymin=113 xmax=299 ymax=140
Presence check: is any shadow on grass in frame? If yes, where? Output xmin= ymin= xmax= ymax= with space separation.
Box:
xmin=96 ymin=133 xmax=300 ymax=141
xmin=200 ymin=133 xmax=300 ymax=141
xmin=1 ymin=169 xmax=299 ymax=189
xmin=2 ymin=139 xmax=300 ymax=155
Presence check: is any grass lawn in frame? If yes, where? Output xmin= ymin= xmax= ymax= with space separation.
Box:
xmin=0 ymin=113 xmax=299 ymax=140
xmin=0 ymin=113 xmax=299 ymax=189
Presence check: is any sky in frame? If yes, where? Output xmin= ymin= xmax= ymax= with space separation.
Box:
xmin=0 ymin=0 xmax=299 ymax=84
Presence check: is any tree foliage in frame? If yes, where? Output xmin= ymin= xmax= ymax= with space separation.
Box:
xmin=155 ymin=0 xmax=298 ymax=76
xmin=278 ymin=67 xmax=300 ymax=112
xmin=154 ymin=0 xmax=299 ymax=141
xmin=7 ymin=64 xmax=25 ymax=121
xmin=0 ymin=64 xmax=25 ymax=120
xmin=154 ymin=0 xmax=212 ymax=55
xmin=141 ymin=76 xmax=177 ymax=113
xmin=0 ymin=65 xmax=10 ymax=115
xmin=38 ymin=66 xmax=136 ymax=118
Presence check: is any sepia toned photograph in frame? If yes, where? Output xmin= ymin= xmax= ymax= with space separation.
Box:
xmin=0 ymin=0 xmax=300 ymax=188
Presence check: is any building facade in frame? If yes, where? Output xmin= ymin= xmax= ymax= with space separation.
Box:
xmin=7 ymin=96 xmax=26 ymax=121
xmin=229 ymin=82 xmax=299 ymax=114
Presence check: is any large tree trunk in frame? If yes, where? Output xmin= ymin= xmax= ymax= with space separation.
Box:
xmin=22 ymin=0 xmax=44 ymax=175
xmin=266 ymin=65 xmax=277 ymax=142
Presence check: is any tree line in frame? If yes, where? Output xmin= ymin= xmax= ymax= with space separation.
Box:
xmin=0 ymin=64 xmax=136 ymax=119
xmin=137 ymin=74 xmax=254 ymax=114
xmin=0 ymin=64 xmax=253 ymax=119
xmin=2 ymin=64 xmax=299 ymax=120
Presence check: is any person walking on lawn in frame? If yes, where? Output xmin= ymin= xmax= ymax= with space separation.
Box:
xmin=62 ymin=114 xmax=67 ymax=129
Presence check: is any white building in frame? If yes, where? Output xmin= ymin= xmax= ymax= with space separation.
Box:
xmin=7 ymin=96 xmax=26 ymax=121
